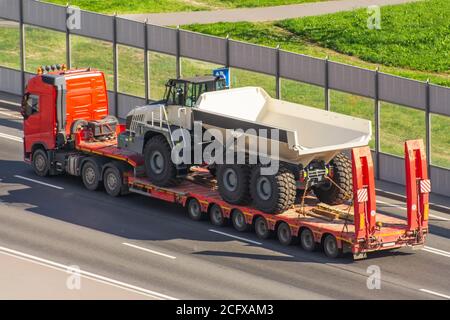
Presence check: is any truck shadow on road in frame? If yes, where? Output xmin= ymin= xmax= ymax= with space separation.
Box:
xmin=0 ymin=159 xmax=434 ymax=265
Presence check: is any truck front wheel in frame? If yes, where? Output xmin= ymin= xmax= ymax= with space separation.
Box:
xmin=32 ymin=149 xmax=50 ymax=177
xmin=144 ymin=135 xmax=179 ymax=187
xmin=314 ymin=153 xmax=352 ymax=205
xmin=250 ymin=166 xmax=296 ymax=213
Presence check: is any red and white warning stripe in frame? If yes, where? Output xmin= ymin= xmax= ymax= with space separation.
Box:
xmin=357 ymin=188 xmax=368 ymax=202
xmin=419 ymin=179 xmax=431 ymax=193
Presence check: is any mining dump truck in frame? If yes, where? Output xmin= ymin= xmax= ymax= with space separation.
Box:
xmin=121 ymin=79 xmax=371 ymax=213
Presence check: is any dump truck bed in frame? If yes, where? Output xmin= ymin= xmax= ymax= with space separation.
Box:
xmin=194 ymin=87 xmax=372 ymax=165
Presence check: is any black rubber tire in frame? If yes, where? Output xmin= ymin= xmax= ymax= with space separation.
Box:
xmin=103 ymin=166 xmax=127 ymax=197
xmin=314 ymin=153 xmax=352 ymax=205
xmin=300 ymin=228 xmax=317 ymax=252
xmin=32 ymin=149 xmax=50 ymax=177
xmin=277 ymin=222 xmax=296 ymax=246
xmin=187 ymin=198 xmax=203 ymax=221
xmin=209 ymin=204 xmax=226 ymax=227
xmin=254 ymin=216 xmax=271 ymax=240
xmin=323 ymin=234 xmax=341 ymax=258
xmin=231 ymin=209 xmax=249 ymax=232
xmin=250 ymin=166 xmax=296 ymax=213
xmin=81 ymin=160 xmax=101 ymax=191
xmin=217 ymin=164 xmax=251 ymax=205
xmin=144 ymin=135 xmax=179 ymax=187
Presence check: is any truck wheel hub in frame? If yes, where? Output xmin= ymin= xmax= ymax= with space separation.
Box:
xmin=106 ymin=173 xmax=118 ymax=190
xmin=235 ymin=213 xmax=244 ymax=227
xmin=150 ymin=151 xmax=164 ymax=174
xmin=35 ymin=154 xmax=46 ymax=171
xmin=85 ymin=167 xmax=96 ymax=184
xmin=224 ymin=168 xmax=238 ymax=191
xmin=256 ymin=176 xmax=271 ymax=200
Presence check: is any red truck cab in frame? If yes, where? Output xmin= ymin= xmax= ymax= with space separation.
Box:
xmin=21 ymin=67 xmax=110 ymax=173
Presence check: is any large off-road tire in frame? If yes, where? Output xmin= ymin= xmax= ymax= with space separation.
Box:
xmin=32 ymin=149 xmax=50 ymax=177
xmin=144 ymin=135 xmax=179 ymax=187
xmin=249 ymin=166 xmax=296 ymax=213
xmin=314 ymin=153 xmax=352 ymax=205
xmin=217 ymin=164 xmax=251 ymax=205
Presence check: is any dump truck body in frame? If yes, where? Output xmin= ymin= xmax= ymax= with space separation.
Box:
xmin=193 ymin=87 xmax=372 ymax=166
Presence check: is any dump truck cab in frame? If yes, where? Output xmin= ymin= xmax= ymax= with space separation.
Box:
xmin=163 ymin=76 xmax=227 ymax=108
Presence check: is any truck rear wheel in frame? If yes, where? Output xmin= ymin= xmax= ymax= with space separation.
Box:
xmin=187 ymin=198 xmax=203 ymax=221
xmin=300 ymin=228 xmax=317 ymax=252
xmin=277 ymin=222 xmax=296 ymax=246
xmin=250 ymin=166 xmax=296 ymax=213
xmin=254 ymin=217 xmax=271 ymax=239
xmin=103 ymin=165 xmax=127 ymax=197
xmin=314 ymin=153 xmax=352 ymax=205
xmin=323 ymin=234 xmax=341 ymax=258
xmin=144 ymin=135 xmax=179 ymax=187
xmin=231 ymin=209 xmax=249 ymax=232
xmin=217 ymin=164 xmax=251 ymax=205
xmin=32 ymin=149 xmax=49 ymax=177
xmin=82 ymin=160 xmax=101 ymax=191
xmin=209 ymin=204 xmax=226 ymax=226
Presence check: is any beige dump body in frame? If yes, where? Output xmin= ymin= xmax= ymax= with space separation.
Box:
xmin=194 ymin=87 xmax=371 ymax=166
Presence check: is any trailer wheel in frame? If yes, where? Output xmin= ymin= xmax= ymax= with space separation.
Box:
xmin=277 ymin=222 xmax=296 ymax=246
xmin=314 ymin=153 xmax=352 ymax=205
xmin=187 ymin=198 xmax=203 ymax=221
xmin=254 ymin=217 xmax=271 ymax=239
xmin=231 ymin=209 xmax=249 ymax=232
xmin=32 ymin=149 xmax=49 ymax=177
xmin=209 ymin=204 xmax=226 ymax=227
xmin=81 ymin=161 xmax=101 ymax=191
xmin=217 ymin=164 xmax=251 ymax=205
xmin=144 ymin=135 xmax=179 ymax=187
xmin=323 ymin=234 xmax=341 ymax=258
xmin=250 ymin=166 xmax=296 ymax=213
xmin=300 ymin=228 xmax=317 ymax=252
xmin=103 ymin=166 xmax=126 ymax=197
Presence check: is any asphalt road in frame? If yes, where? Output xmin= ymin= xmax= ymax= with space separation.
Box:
xmin=0 ymin=105 xmax=449 ymax=300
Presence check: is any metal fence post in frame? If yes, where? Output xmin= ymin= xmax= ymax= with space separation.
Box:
xmin=324 ymin=56 xmax=330 ymax=111
xmin=65 ymin=4 xmax=71 ymax=68
xmin=19 ymin=0 xmax=25 ymax=95
xmin=144 ymin=19 xmax=149 ymax=103
xmin=275 ymin=45 xmax=280 ymax=99
xmin=225 ymin=34 xmax=230 ymax=69
xmin=112 ymin=14 xmax=118 ymax=116
xmin=425 ymin=79 xmax=431 ymax=172
xmin=176 ymin=25 xmax=181 ymax=79
xmin=374 ymin=67 xmax=381 ymax=179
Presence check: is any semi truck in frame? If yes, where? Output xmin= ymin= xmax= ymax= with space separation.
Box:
xmin=20 ymin=66 xmax=430 ymax=259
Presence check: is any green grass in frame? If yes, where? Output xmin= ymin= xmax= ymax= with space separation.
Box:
xmin=44 ymin=0 xmax=329 ymax=14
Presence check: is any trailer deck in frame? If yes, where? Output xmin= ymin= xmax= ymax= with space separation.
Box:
xmin=75 ymin=133 xmax=429 ymax=259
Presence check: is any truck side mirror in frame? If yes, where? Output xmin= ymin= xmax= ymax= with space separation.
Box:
xmin=21 ymin=93 xmax=39 ymax=119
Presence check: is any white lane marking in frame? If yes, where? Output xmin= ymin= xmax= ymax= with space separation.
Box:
xmin=377 ymin=200 xmax=450 ymax=221
xmin=0 ymin=110 xmax=22 ymax=119
xmin=209 ymin=229 xmax=262 ymax=245
xmin=422 ymin=246 xmax=450 ymax=258
xmin=122 ymin=242 xmax=176 ymax=260
xmin=419 ymin=289 xmax=450 ymax=299
xmin=0 ymin=246 xmax=177 ymax=300
xmin=0 ymin=132 xmax=22 ymax=143
xmin=14 ymin=175 xmax=64 ymax=190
